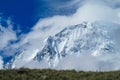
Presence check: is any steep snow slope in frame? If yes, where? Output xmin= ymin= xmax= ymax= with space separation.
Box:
xmin=5 ymin=21 xmax=120 ymax=71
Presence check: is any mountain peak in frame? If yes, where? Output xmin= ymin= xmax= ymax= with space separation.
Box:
xmin=5 ymin=21 xmax=120 ymax=71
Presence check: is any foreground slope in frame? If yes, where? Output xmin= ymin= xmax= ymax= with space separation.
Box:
xmin=0 ymin=68 xmax=120 ymax=80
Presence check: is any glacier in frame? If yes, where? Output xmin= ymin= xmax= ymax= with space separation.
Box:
xmin=5 ymin=21 xmax=120 ymax=71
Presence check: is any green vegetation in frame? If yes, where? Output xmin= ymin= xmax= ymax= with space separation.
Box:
xmin=0 ymin=68 xmax=120 ymax=80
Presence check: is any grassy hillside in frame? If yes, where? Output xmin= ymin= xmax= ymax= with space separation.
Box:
xmin=0 ymin=68 xmax=120 ymax=80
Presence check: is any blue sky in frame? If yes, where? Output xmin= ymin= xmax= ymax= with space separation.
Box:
xmin=0 ymin=0 xmax=37 ymax=33
xmin=0 ymin=0 xmax=78 ymax=33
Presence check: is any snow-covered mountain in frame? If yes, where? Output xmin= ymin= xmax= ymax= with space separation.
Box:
xmin=5 ymin=21 xmax=120 ymax=71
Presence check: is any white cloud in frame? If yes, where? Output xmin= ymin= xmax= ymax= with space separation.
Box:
xmin=23 ymin=53 xmax=120 ymax=71
xmin=118 ymin=12 xmax=120 ymax=18
xmin=73 ymin=4 xmax=119 ymax=23
xmin=56 ymin=54 xmax=117 ymax=71
xmin=0 ymin=18 xmax=17 ymax=50
xmin=0 ymin=56 xmax=3 ymax=69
